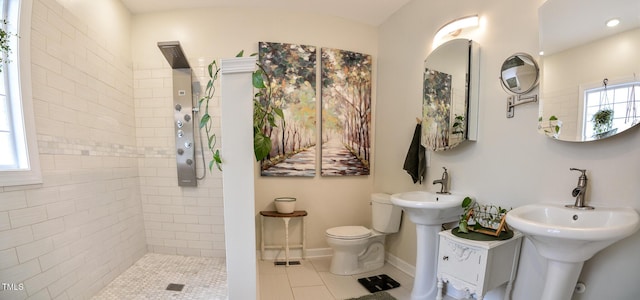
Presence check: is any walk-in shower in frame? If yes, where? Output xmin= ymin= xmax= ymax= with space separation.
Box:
xmin=158 ymin=41 xmax=198 ymax=186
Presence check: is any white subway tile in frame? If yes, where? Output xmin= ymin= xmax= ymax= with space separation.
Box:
xmin=9 ymin=207 xmax=48 ymax=228
xmin=160 ymin=223 xmax=186 ymax=232
xmin=47 ymin=269 xmax=78 ymax=298
xmin=0 ymin=212 xmax=10 ymax=231
xmin=46 ymin=200 xmax=76 ymax=219
xmin=16 ymin=237 xmax=54 ymax=263
xmin=32 ymin=218 xmax=65 ymax=240
xmin=0 ymin=191 xmax=28 ymax=212
xmin=25 ymin=186 xmax=60 ymax=207
xmin=23 ymin=262 xmax=60 ymax=296
xmin=173 ymin=215 xmax=198 ymax=224
xmin=1 ymin=259 xmax=41 ymax=284
xmin=0 ymin=248 xmax=19 ymax=269
xmin=38 ymin=246 xmax=70 ymax=271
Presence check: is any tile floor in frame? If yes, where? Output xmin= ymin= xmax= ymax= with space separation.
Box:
xmin=258 ymin=257 xmax=416 ymax=300
xmin=93 ymin=253 xmax=456 ymax=300
xmin=92 ymin=253 xmax=227 ymax=300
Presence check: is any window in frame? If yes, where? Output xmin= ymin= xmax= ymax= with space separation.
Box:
xmin=0 ymin=0 xmax=41 ymax=186
xmin=583 ymin=81 xmax=639 ymax=140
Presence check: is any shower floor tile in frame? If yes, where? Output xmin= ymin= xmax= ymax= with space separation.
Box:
xmin=92 ymin=253 xmax=227 ymax=300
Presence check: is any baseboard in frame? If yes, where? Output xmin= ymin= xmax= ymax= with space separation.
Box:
xmin=385 ymin=252 xmax=415 ymax=278
xmin=257 ymin=247 xmax=332 ymax=260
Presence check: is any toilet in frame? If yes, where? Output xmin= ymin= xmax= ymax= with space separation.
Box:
xmin=325 ymin=193 xmax=402 ymax=275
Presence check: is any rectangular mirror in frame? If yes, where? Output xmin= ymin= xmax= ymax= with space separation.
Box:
xmin=421 ymin=39 xmax=479 ymax=151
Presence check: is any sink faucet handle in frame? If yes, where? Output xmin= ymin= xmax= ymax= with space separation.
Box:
xmin=570 ymin=168 xmax=587 ymax=177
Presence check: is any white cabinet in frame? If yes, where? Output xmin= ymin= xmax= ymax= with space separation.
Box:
xmin=436 ymin=229 xmax=523 ymax=300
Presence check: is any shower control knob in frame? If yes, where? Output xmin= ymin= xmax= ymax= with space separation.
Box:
xmin=184 ymin=141 xmax=192 ymax=149
xmin=176 ymin=120 xmax=183 ymax=128
xmin=177 ymin=130 xmax=184 ymax=138
xmin=175 ymin=104 xmax=182 ymax=111
xmin=184 ymin=114 xmax=191 ymax=122
xmin=177 ymin=148 xmax=184 ymax=155
xmin=186 ymin=159 xmax=193 ymax=165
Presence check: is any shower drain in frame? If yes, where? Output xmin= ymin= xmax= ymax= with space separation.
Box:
xmin=166 ymin=283 xmax=185 ymax=291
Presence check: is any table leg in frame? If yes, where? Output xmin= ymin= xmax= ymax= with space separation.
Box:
xmin=260 ymin=215 xmax=265 ymax=260
xmin=302 ymin=216 xmax=306 ymax=260
xmin=283 ymin=217 xmax=291 ymax=266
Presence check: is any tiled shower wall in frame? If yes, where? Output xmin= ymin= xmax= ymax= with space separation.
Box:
xmin=0 ymin=0 xmax=146 ymax=299
xmin=133 ymin=62 xmax=225 ymax=258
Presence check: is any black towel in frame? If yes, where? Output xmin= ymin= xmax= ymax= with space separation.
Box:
xmin=403 ymin=124 xmax=426 ymax=184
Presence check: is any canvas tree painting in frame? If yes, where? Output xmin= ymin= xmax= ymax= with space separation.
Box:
xmin=321 ymin=48 xmax=372 ymax=176
xmin=421 ymin=68 xmax=453 ymax=150
xmin=258 ymin=42 xmax=317 ymax=177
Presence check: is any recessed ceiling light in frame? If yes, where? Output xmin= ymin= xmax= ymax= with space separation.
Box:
xmin=606 ymin=18 xmax=620 ymax=27
xmin=539 ymin=51 xmax=545 ymax=56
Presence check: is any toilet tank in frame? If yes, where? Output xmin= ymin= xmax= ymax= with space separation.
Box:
xmin=371 ymin=193 xmax=402 ymax=233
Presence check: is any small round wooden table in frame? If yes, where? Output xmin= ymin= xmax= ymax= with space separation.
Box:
xmin=260 ymin=210 xmax=308 ymax=266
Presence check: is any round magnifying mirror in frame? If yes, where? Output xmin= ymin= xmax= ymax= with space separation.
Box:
xmin=499 ymin=53 xmax=539 ymax=94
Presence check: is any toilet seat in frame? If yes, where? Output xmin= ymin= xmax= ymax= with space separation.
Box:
xmin=326 ymin=226 xmax=371 ymax=240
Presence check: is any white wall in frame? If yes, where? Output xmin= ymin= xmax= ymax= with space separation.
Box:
xmin=130 ymin=8 xmax=379 ymax=254
xmin=376 ymin=0 xmax=640 ymax=299
xmin=0 ymin=0 xmax=146 ymax=299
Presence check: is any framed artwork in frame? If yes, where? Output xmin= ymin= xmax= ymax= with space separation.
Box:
xmin=320 ymin=48 xmax=372 ymax=176
xmin=421 ymin=68 xmax=452 ymax=151
xmin=258 ymin=42 xmax=317 ymax=177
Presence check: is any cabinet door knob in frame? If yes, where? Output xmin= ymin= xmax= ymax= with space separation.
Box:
xmin=443 ymin=256 xmax=449 ymax=261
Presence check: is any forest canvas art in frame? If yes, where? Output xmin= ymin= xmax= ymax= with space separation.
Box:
xmin=258 ymin=42 xmax=317 ymax=177
xmin=320 ymin=48 xmax=372 ymax=176
xmin=421 ymin=68 xmax=453 ymax=150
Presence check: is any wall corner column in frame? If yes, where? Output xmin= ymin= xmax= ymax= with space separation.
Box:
xmin=220 ymin=56 xmax=258 ymax=300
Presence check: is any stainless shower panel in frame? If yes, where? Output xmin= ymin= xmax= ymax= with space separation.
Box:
xmin=158 ymin=41 xmax=191 ymax=69
xmin=158 ymin=41 xmax=197 ymax=186
xmin=172 ymin=69 xmax=197 ymax=186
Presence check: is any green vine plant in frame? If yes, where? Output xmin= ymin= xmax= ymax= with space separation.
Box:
xmin=0 ymin=20 xmax=18 ymax=72
xmin=198 ymin=51 xmax=283 ymax=172
xmin=538 ymin=115 xmax=561 ymax=137
xmin=198 ymin=60 xmax=222 ymax=171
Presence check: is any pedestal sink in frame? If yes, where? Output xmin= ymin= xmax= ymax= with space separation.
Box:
xmin=390 ymin=191 xmax=468 ymax=300
xmin=506 ymin=203 xmax=640 ymax=300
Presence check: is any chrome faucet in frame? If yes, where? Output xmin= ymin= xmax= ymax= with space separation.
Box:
xmin=433 ymin=167 xmax=450 ymax=194
xmin=565 ymin=168 xmax=594 ymax=210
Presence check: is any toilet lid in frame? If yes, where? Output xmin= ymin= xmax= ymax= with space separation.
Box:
xmin=326 ymin=226 xmax=371 ymax=240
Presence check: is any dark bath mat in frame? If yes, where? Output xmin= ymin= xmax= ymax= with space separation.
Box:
xmin=347 ymin=291 xmax=397 ymax=300
xmin=166 ymin=283 xmax=184 ymax=291
xmin=357 ymin=274 xmax=400 ymax=293
xmin=274 ymin=260 xmax=301 ymax=266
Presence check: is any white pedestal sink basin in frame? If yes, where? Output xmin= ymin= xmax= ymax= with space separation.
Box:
xmin=506 ymin=203 xmax=640 ymax=300
xmin=390 ymin=191 xmax=468 ymax=300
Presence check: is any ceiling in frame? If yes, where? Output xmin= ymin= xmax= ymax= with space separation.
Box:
xmin=119 ymin=0 xmax=413 ymax=26
xmin=539 ymin=0 xmax=640 ymax=55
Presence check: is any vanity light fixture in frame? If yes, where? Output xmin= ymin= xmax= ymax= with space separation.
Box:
xmin=606 ymin=18 xmax=620 ymax=27
xmin=433 ymin=15 xmax=479 ymax=48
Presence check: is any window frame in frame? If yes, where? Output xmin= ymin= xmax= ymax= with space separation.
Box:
xmin=0 ymin=0 xmax=41 ymax=187
xmin=581 ymin=78 xmax=640 ymax=140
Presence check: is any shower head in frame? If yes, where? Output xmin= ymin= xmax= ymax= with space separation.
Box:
xmin=157 ymin=41 xmax=191 ymax=69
